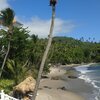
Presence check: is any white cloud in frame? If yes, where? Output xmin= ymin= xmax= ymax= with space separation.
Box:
xmin=0 ymin=1 xmax=75 ymax=38
xmin=0 ymin=0 xmax=10 ymax=10
xmin=0 ymin=0 xmax=76 ymax=38
xmin=18 ymin=17 xmax=75 ymax=38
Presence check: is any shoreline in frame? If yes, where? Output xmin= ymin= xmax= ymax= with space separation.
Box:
xmin=74 ymin=63 xmax=100 ymax=100
xmin=36 ymin=63 xmax=97 ymax=100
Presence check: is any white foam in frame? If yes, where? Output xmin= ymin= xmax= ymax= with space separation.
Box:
xmin=76 ymin=64 xmax=100 ymax=100
xmin=75 ymin=65 xmax=93 ymax=74
xmin=79 ymin=74 xmax=100 ymax=100
xmin=79 ymin=74 xmax=91 ymax=83
xmin=94 ymin=80 xmax=100 ymax=83
xmin=94 ymin=89 xmax=100 ymax=100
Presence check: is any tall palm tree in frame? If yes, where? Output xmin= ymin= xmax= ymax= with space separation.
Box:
xmin=32 ymin=0 xmax=57 ymax=100
xmin=0 ymin=8 xmax=15 ymax=78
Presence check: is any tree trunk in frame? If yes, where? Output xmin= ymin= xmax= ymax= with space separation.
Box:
xmin=32 ymin=5 xmax=56 ymax=100
xmin=0 ymin=41 xmax=10 ymax=78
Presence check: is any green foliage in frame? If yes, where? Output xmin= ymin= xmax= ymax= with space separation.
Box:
xmin=0 ymin=27 xmax=100 ymax=86
xmin=6 ymin=59 xmax=32 ymax=85
xmin=0 ymin=27 xmax=46 ymax=82
xmin=0 ymin=79 xmax=14 ymax=93
xmin=1 ymin=8 xmax=15 ymax=26
xmin=49 ymin=37 xmax=100 ymax=64
xmin=0 ymin=8 xmax=99 ymax=95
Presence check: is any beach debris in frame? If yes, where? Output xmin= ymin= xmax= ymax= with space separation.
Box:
xmin=51 ymin=76 xmax=60 ymax=80
xmin=68 ymin=75 xmax=77 ymax=79
xmin=41 ymin=75 xmax=49 ymax=79
xmin=43 ymin=86 xmax=52 ymax=89
xmin=57 ymin=86 xmax=67 ymax=91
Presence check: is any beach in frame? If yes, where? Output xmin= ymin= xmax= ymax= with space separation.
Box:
xmin=35 ymin=64 xmax=95 ymax=100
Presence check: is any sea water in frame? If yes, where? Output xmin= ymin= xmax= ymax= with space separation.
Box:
xmin=75 ymin=63 xmax=100 ymax=100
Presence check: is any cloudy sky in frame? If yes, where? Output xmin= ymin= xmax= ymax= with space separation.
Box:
xmin=0 ymin=0 xmax=100 ymax=41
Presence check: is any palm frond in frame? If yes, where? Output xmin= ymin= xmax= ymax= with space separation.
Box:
xmin=6 ymin=59 xmax=15 ymax=74
xmin=1 ymin=8 xmax=15 ymax=26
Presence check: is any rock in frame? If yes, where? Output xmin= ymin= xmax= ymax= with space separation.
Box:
xmin=68 ymin=76 xmax=77 ymax=79
xmin=57 ymin=86 xmax=67 ymax=91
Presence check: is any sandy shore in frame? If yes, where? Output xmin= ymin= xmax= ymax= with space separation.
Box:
xmin=35 ymin=65 xmax=86 ymax=100
xmin=36 ymin=89 xmax=84 ymax=100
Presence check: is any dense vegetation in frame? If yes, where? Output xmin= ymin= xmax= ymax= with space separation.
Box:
xmin=51 ymin=37 xmax=100 ymax=64
xmin=0 ymin=27 xmax=100 ymax=92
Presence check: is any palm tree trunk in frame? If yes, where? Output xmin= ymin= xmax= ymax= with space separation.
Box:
xmin=32 ymin=5 xmax=55 ymax=100
xmin=0 ymin=41 xmax=10 ymax=78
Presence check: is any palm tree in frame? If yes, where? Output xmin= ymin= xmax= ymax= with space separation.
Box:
xmin=0 ymin=8 xmax=15 ymax=78
xmin=6 ymin=59 xmax=30 ymax=85
xmin=32 ymin=0 xmax=57 ymax=100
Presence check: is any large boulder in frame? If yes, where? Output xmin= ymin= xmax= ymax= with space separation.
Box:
xmin=13 ymin=76 xmax=36 ymax=99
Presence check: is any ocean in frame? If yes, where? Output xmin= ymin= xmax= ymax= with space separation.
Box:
xmin=75 ymin=63 xmax=100 ymax=100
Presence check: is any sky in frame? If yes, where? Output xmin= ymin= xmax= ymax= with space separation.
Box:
xmin=0 ymin=0 xmax=100 ymax=42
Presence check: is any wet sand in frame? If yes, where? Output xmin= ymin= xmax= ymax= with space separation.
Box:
xmin=35 ymin=65 xmax=91 ymax=100
xmin=36 ymin=89 xmax=84 ymax=100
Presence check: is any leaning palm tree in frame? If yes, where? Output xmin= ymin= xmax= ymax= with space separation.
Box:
xmin=0 ymin=8 xmax=15 ymax=78
xmin=32 ymin=0 xmax=57 ymax=100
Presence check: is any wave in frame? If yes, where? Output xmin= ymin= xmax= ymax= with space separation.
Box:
xmin=75 ymin=64 xmax=100 ymax=100
xmin=75 ymin=64 xmax=93 ymax=74
xmin=79 ymin=74 xmax=100 ymax=100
